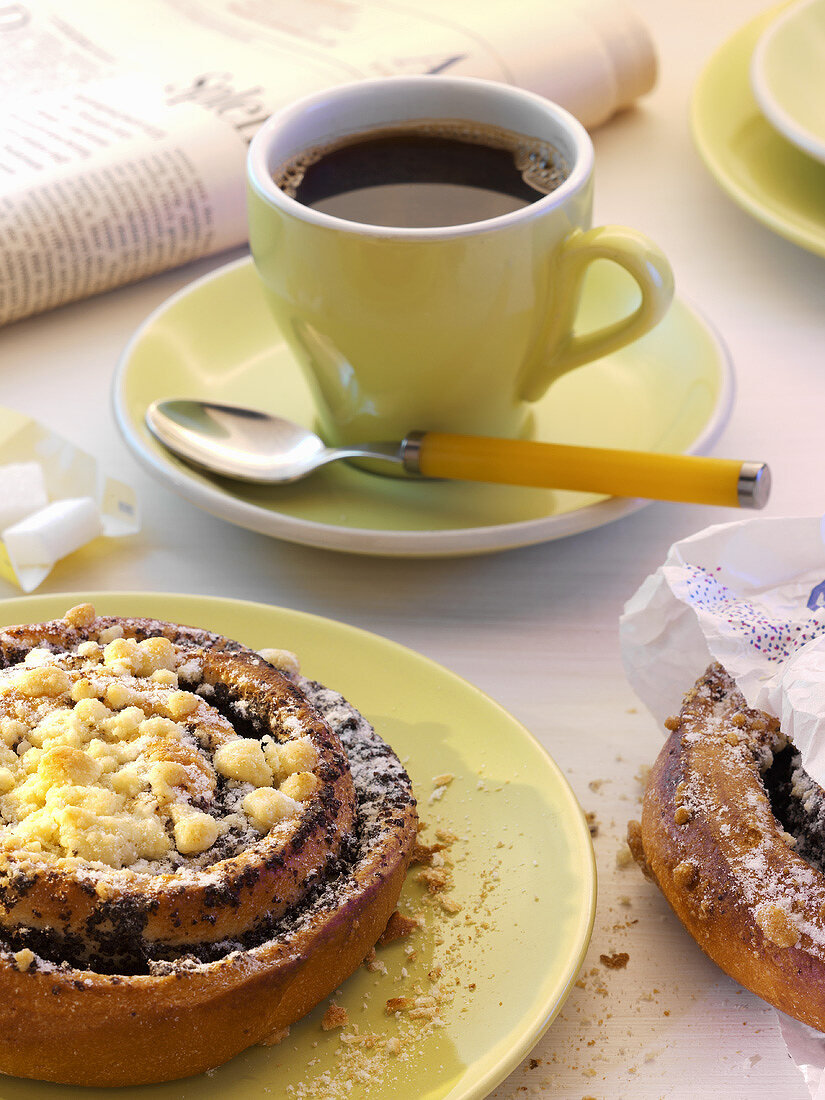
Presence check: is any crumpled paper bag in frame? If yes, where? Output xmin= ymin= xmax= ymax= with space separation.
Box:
xmin=0 ymin=407 xmax=139 ymax=592
xmin=621 ymin=515 xmax=825 ymax=787
xmin=620 ymin=515 xmax=825 ymax=1099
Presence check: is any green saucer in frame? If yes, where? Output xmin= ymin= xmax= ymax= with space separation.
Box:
xmin=113 ymin=256 xmax=733 ymax=557
xmin=692 ymin=3 xmax=825 ymax=256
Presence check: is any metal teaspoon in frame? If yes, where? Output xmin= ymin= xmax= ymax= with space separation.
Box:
xmin=145 ymin=399 xmax=771 ymax=508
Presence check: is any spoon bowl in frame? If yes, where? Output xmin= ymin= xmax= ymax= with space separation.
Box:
xmin=145 ymin=400 xmax=405 ymax=483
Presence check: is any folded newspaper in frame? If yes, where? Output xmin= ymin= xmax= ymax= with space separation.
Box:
xmin=0 ymin=0 xmax=656 ymax=326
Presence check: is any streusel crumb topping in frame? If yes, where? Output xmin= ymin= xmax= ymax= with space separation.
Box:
xmin=0 ymin=606 xmax=317 ymax=870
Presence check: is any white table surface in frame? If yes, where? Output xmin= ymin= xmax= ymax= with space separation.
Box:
xmin=1 ymin=1 xmax=821 ymax=1096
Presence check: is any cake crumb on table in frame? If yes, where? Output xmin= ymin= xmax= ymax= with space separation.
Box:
xmin=411 ymin=840 xmax=445 ymax=865
xmin=321 ymin=1004 xmax=349 ymax=1031
xmin=600 ymin=952 xmax=630 ymax=970
xmin=416 ymin=867 xmax=450 ymax=893
xmin=363 ymin=950 xmax=387 ymax=975
xmin=615 ymin=843 xmax=634 ymax=869
xmin=378 ymin=910 xmax=420 ymax=945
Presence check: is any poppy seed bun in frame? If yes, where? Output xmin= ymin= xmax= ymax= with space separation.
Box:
xmin=0 ymin=608 xmax=417 ymax=1085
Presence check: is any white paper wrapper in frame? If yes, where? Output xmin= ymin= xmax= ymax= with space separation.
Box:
xmin=778 ymin=1012 xmax=825 ymax=1099
xmin=621 ymin=516 xmax=825 ymax=785
xmin=620 ymin=515 xmax=825 ymax=1098
xmin=0 ymin=407 xmax=139 ymax=592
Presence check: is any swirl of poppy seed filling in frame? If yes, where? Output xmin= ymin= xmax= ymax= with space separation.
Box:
xmin=766 ymin=747 xmax=825 ymax=875
xmin=0 ymin=677 xmax=415 ymax=976
xmin=0 ymin=608 xmax=365 ymax=970
xmin=673 ymin=669 xmax=825 ymax=880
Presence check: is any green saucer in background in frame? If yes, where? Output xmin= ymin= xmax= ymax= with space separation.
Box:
xmin=751 ymin=0 xmax=825 ymax=165
xmin=692 ymin=3 xmax=825 ymax=256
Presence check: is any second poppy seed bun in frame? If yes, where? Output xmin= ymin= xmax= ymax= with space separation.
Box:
xmin=629 ymin=663 xmax=825 ymax=1030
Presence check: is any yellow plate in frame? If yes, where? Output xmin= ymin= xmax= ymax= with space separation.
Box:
xmin=0 ymin=591 xmax=596 ymax=1100
xmin=692 ymin=3 xmax=825 ymax=256
xmin=113 ymin=256 xmax=733 ymax=558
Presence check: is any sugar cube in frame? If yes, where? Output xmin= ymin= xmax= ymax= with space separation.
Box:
xmin=0 ymin=462 xmax=48 ymax=529
xmin=2 ymin=497 xmax=102 ymax=568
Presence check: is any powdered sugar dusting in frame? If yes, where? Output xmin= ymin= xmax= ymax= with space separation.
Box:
xmin=673 ymin=666 xmax=825 ymax=953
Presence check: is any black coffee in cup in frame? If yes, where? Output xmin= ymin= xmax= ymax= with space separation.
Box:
xmin=273 ymin=120 xmax=569 ymax=228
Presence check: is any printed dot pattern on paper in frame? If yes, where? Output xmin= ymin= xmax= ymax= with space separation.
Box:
xmin=685 ymin=565 xmax=825 ymax=663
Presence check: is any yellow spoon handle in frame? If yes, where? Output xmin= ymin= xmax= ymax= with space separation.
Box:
xmin=409 ymin=433 xmax=770 ymax=508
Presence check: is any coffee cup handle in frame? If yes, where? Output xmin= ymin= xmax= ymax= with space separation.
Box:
xmin=519 ymin=226 xmax=675 ymax=403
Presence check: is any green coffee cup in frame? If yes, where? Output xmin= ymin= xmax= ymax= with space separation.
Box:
xmin=248 ymin=76 xmax=674 ymax=448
